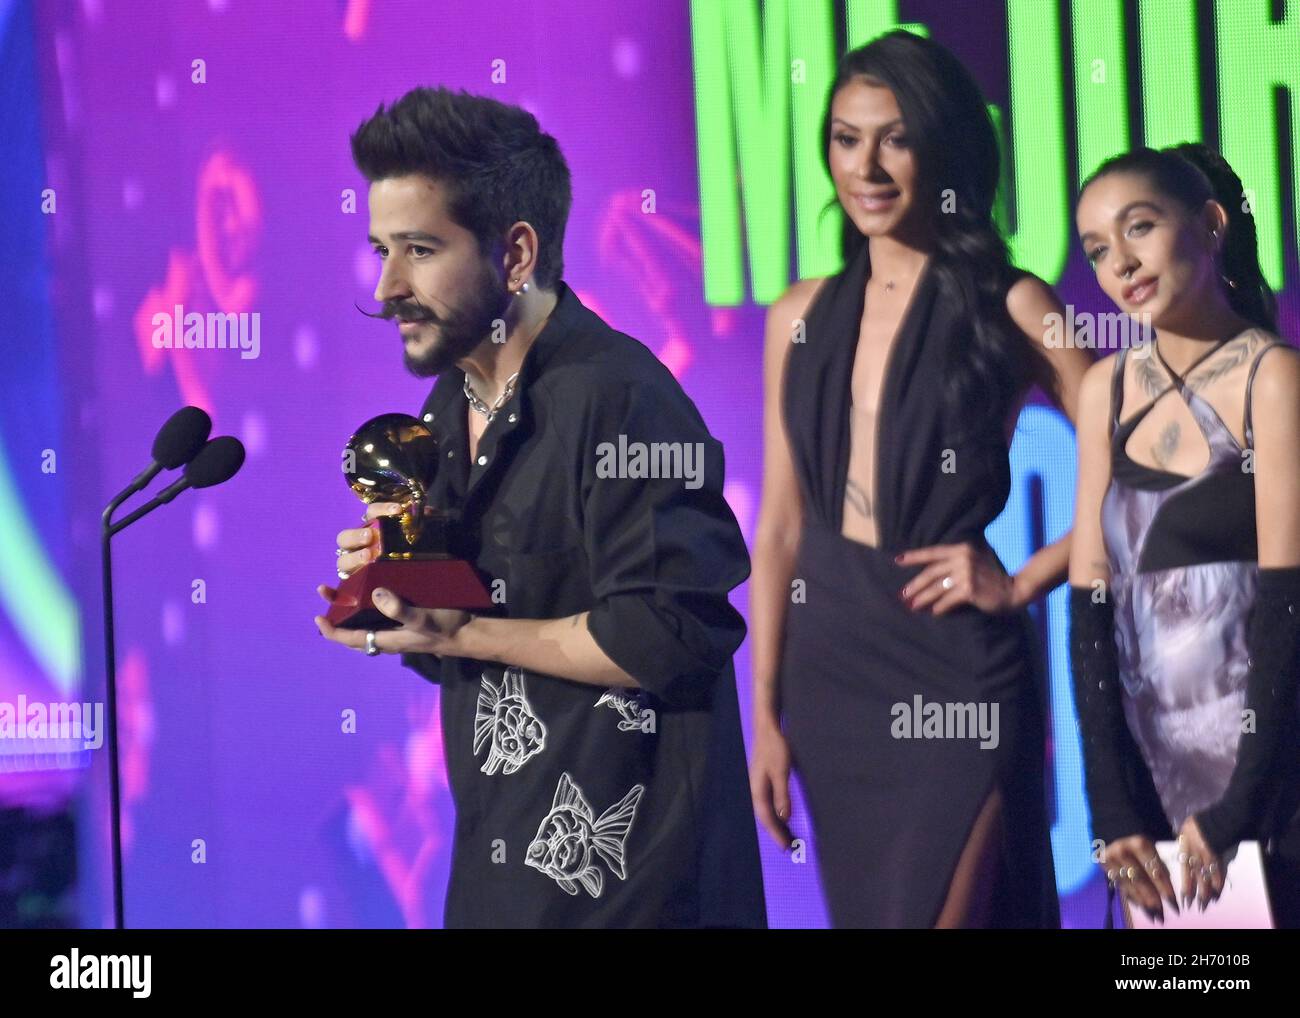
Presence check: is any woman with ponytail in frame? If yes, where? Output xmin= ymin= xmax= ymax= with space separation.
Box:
xmin=748 ymin=30 xmax=1093 ymax=927
xmin=1070 ymin=143 xmax=1300 ymax=925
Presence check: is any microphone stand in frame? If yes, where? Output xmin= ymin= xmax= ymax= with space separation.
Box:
xmin=96 ymin=432 xmax=237 ymax=929
xmin=99 ymin=491 xmax=133 ymax=930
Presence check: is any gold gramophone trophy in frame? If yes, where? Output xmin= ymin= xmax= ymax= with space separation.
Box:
xmin=325 ymin=412 xmax=493 ymax=629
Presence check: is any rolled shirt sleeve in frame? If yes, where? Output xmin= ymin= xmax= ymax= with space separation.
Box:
xmin=577 ymin=378 xmax=750 ymax=706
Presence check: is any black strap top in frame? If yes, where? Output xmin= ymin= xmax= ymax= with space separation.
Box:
xmin=1108 ymin=338 xmax=1285 ymax=572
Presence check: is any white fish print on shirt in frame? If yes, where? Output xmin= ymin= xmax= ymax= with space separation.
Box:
xmin=525 ymin=772 xmax=645 ymax=898
xmin=595 ymin=689 xmax=651 ymax=732
xmin=473 ymin=666 xmax=547 ymax=775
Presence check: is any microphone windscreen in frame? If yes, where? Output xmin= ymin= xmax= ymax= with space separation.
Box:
xmin=153 ymin=407 xmax=212 ymax=469
xmin=185 ymin=436 xmax=246 ymax=488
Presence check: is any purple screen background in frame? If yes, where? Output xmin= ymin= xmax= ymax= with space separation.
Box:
xmin=4 ymin=0 xmax=1292 ymax=928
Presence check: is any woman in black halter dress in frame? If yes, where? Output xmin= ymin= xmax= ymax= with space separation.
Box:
xmin=779 ymin=247 xmax=1059 ymax=928
xmin=749 ymin=32 xmax=1091 ymax=927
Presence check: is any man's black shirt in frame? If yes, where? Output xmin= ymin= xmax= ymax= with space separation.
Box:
xmin=399 ymin=281 xmax=766 ymax=928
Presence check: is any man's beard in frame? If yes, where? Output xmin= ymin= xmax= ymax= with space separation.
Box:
xmin=399 ymin=265 xmax=511 ymax=378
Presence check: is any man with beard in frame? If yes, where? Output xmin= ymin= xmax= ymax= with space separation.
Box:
xmin=313 ymin=86 xmax=766 ymax=929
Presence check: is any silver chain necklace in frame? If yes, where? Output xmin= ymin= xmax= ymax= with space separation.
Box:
xmin=464 ymin=371 xmax=520 ymax=423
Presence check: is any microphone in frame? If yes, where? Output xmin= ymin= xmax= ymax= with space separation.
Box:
xmin=108 ymin=436 xmax=245 ymax=536
xmin=98 ymin=430 xmax=243 ymax=929
xmin=115 ymin=406 xmax=212 ymax=501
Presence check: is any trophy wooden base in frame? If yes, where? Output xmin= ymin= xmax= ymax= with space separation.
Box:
xmin=325 ymin=558 xmax=495 ymax=630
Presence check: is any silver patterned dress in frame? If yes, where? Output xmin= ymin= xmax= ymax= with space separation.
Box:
xmin=1101 ymin=341 xmax=1275 ymax=831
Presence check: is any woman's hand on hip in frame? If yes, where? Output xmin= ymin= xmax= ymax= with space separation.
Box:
xmin=895 ymin=542 xmax=1020 ymax=615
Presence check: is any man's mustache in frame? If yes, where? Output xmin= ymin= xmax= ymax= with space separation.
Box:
xmin=356 ymin=299 xmax=438 ymax=323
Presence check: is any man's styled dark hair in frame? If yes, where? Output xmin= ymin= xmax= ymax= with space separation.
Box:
xmin=350 ymin=86 xmax=572 ymax=289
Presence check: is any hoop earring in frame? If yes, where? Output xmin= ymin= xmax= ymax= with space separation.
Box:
xmin=1207 ymin=231 xmax=1237 ymax=289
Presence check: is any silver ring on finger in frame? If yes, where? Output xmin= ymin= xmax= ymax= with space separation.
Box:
xmin=1106 ymin=867 xmax=1119 ymax=885
xmin=941 ymin=575 xmax=954 ymax=590
xmin=337 ymin=568 xmax=349 ymax=580
xmin=365 ymin=630 xmax=380 ymax=657
xmin=1142 ymin=855 xmax=1160 ymax=873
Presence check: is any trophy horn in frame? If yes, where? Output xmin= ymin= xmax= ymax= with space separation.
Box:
xmin=343 ymin=412 xmax=440 ymax=547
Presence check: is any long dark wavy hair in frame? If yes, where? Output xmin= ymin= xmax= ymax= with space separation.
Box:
xmin=819 ymin=30 xmax=1049 ymax=440
xmin=1079 ymin=143 xmax=1278 ymax=334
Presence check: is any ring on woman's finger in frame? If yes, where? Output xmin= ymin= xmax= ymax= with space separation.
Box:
xmin=1106 ymin=867 xmax=1119 ymax=885
xmin=1121 ymin=866 xmax=1137 ymax=881
xmin=337 ymin=568 xmax=349 ymax=580
xmin=1142 ymin=855 xmax=1160 ymax=873
xmin=1176 ymin=850 xmax=1189 ymax=864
